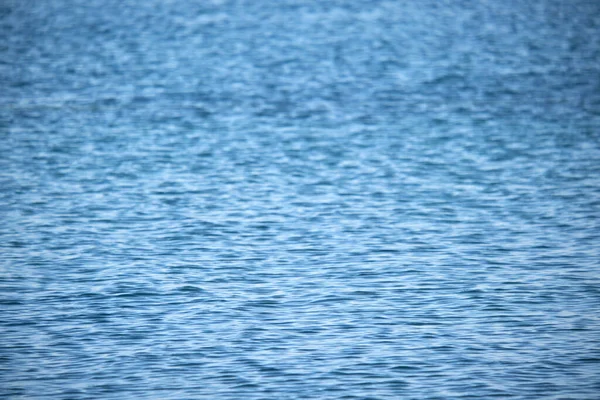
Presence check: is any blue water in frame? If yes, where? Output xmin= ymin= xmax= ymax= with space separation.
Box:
xmin=2 ymin=0 xmax=600 ymax=398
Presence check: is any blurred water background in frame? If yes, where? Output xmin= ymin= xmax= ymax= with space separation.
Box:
xmin=2 ymin=0 xmax=600 ymax=398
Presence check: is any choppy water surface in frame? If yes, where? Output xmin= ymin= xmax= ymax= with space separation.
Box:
xmin=2 ymin=0 xmax=600 ymax=398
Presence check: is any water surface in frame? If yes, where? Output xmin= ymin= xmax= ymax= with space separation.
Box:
xmin=2 ymin=0 xmax=600 ymax=398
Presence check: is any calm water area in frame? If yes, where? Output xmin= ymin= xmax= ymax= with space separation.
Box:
xmin=1 ymin=0 xmax=600 ymax=398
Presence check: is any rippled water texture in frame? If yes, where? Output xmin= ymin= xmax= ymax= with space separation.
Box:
xmin=2 ymin=0 xmax=600 ymax=398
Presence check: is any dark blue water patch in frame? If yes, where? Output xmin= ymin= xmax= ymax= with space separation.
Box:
xmin=2 ymin=0 xmax=600 ymax=399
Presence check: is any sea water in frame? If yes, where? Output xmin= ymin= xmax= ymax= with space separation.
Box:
xmin=1 ymin=0 xmax=600 ymax=398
